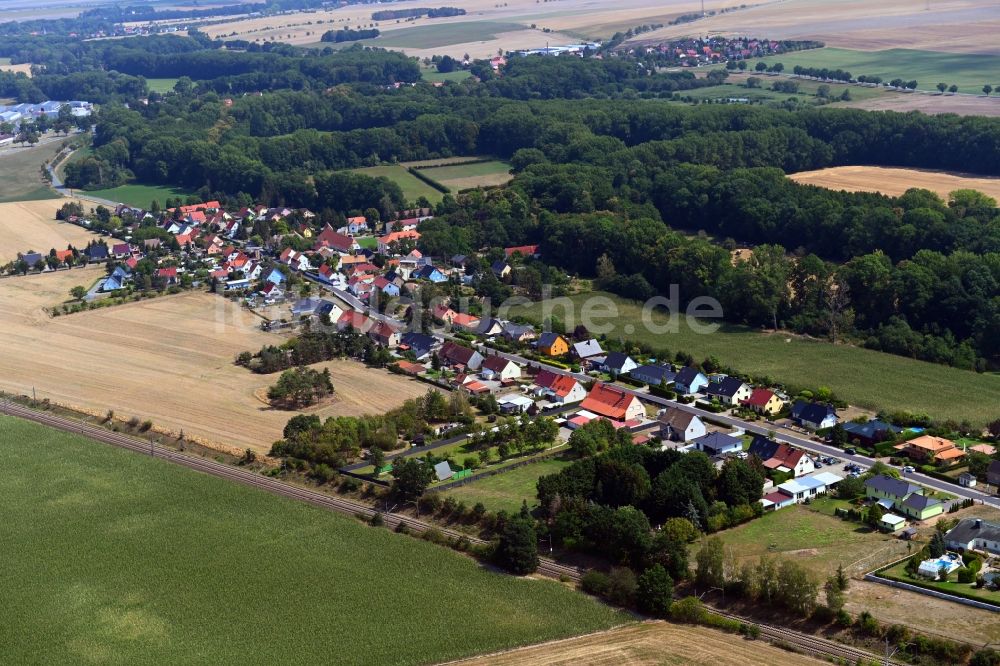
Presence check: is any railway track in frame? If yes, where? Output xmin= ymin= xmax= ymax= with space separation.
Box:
xmin=1 ymin=401 xmax=892 ymax=665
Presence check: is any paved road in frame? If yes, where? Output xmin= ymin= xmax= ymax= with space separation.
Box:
xmin=479 ymin=345 xmax=1000 ymax=509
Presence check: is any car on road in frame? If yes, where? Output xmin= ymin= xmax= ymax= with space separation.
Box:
xmin=845 ymin=447 xmax=857 ymax=455
xmin=902 ymin=465 xmax=915 ymax=473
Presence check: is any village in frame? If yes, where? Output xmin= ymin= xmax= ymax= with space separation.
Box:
xmin=3 ymin=193 xmax=999 ymax=620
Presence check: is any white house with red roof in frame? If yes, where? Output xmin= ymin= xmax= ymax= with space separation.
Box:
xmin=377 ymin=229 xmax=420 ymax=255
xmin=532 ymin=369 xmax=586 ymax=403
xmin=580 ymin=383 xmax=644 ymax=422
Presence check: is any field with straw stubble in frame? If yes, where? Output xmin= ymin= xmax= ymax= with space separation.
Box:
xmin=510 ymin=291 xmax=1000 ymax=425
xmin=460 ymin=621 xmax=825 ymax=666
xmin=0 ymin=415 xmax=627 ymax=665
xmin=0 ymin=270 xmax=429 ymax=451
xmin=0 ymin=199 xmax=102 ymax=263
xmin=788 ymin=166 xmax=1000 ymax=201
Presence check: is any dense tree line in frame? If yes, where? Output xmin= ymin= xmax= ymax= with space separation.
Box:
xmin=321 ymin=28 xmax=379 ymax=43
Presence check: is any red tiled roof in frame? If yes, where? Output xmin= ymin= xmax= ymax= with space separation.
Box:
xmin=580 ymin=383 xmax=638 ymax=421
xmin=504 ymin=244 xmax=539 ymax=258
xmin=743 ymin=388 xmax=775 ymax=408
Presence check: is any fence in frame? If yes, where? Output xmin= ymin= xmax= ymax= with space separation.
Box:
xmin=863 ymin=573 xmax=1000 ymax=613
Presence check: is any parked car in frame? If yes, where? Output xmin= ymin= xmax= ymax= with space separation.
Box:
xmin=815 ymin=461 xmax=824 ymax=468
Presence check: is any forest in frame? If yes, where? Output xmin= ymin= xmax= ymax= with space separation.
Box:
xmin=6 ymin=36 xmax=996 ymax=371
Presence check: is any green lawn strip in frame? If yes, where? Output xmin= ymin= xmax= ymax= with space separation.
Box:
xmin=750 ymin=47 xmax=1000 ymax=94
xmin=82 ymin=183 xmax=194 ymax=208
xmin=878 ymin=561 xmax=1000 ymax=605
xmin=145 ymin=78 xmax=180 ymax=93
xmin=0 ymin=139 xmax=67 ymax=201
xmin=350 ymin=165 xmax=444 ymax=203
xmin=421 ymin=69 xmax=473 ymax=83
xmin=355 ymin=236 xmax=377 ymax=249
xmin=0 ymin=415 xmax=626 ymax=664
xmin=443 ymin=456 xmax=573 ymax=514
xmin=508 ymin=291 xmax=1000 ymax=425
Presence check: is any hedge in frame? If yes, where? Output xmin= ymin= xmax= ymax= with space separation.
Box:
xmin=406 ymin=166 xmax=450 ymax=194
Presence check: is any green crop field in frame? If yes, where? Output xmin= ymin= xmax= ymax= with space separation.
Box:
xmin=145 ymin=78 xmax=180 ymax=93
xmin=368 ymin=22 xmax=526 ymax=49
xmin=351 ymin=164 xmax=444 ymax=203
xmin=0 ymin=140 xmax=66 ymax=203
xmin=678 ymin=77 xmax=887 ymax=105
xmin=0 ymin=415 xmax=626 ymax=664
xmin=509 ymin=291 xmax=1000 ymax=425
xmin=82 ymin=183 xmax=194 ymax=208
xmin=417 ymin=160 xmax=512 ymax=182
xmin=752 ymin=48 xmax=1000 ymax=95
xmin=443 ymin=456 xmax=573 ymax=514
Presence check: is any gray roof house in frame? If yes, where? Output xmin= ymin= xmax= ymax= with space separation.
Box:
xmin=988 ymin=460 xmax=1000 ymax=487
xmin=945 ymin=518 xmax=1000 ymax=555
xmin=690 ymin=432 xmax=743 ymax=457
xmin=630 ymin=364 xmax=677 ymax=387
xmin=572 ymin=339 xmax=604 ymax=359
xmin=599 ymin=352 xmax=638 ymax=376
xmin=658 ymin=407 xmax=706 ymax=442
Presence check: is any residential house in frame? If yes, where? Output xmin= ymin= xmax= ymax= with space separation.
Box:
xmin=790 ymin=401 xmax=838 ymax=430
xmin=899 ymin=435 xmax=964 ymax=464
xmin=537 ymin=332 xmax=569 ymax=357
xmin=279 ymin=248 xmax=313 ymax=272
xmin=480 ymin=356 xmax=521 ymax=382
xmin=761 ymin=472 xmax=843 ymax=510
xmin=571 ymin=339 xmax=604 ymax=359
xmin=439 ymin=341 xmax=483 ymax=371
xmin=958 ymin=472 xmax=977 ymax=488
xmin=156 ymin=267 xmax=178 ymax=285
xmin=337 ymin=310 xmax=374 ymax=335
xmin=658 ymin=408 xmax=706 ymax=442
xmin=111 ymin=243 xmax=131 ymax=259
xmin=498 ymin=394 xmax=535 ymax=414
xmin=629 ymin=364 xmax=676 ymax=387
xmin=691 ymin=432 xmax=743 ymax=457
xmin=85 ymin=244 xmax=109 ymax=261
xmin=748 ymin=436 xmax=815 ymax=477
xmin=344 ymin=216 xmax=367 ymax=234
xmin=491 ymin=261 xmax=512 ymax=279
xmin=580 ymin=383 xmax=644 ymax=422
xmin=704 ymin=376 xmax=752 ymax=406
xmin=265 ymin=268 xmax=286 ymax=285
xmin=450 ymin=313 xmax=481 ymax=333
xmin=314 ymin=224 xmax=357 ymax=254
xmin=599 ymin=352 xmax=638 ymax=377
xmin=259 ymin=282 xmax=283 ymax=301
xmin=369 ymin=321 xmax=400 ymax=348
xmin=315 ymin=300 xmax=344 ymax=322
xmin=475 ymin=318 xmax=505 ymax=337
xmin=373 ymin=276 xmax=401 ymax=297
xmin=500 ymin=322 xmax=536 ymax=343
xmin=879 ymin=514 xmax=907 ymax=532
xmin=398 ymin=332 xmax=437 ymax=360
xmin=741 ymin=388 xmax=784 ymax=415
xmin=842 ymin=419 xmax=903 ymax=446
xmin=21 ymin=252 xmax=43 ymax=269
xmin=413 ymin=264 xmax=448 ymax=283
xmin=944 ymin=518 xmax=1000 ymax=556
xmin=504 ymin=244 xmax=539 ymax=259
xmin=673 ymin=367 xmax=708 ymax=395
xmin=377 ymin=229 xmax=420 ymax=255
xmin=290 ymin=297 xmax=324 ymax=318
xmin=533 ymin=369 xmax=586 ymax=404
xmin=988 ymin=460 xmax=1000 ymax=487
xmin=863 ymin=474 xmax=943 ymax=520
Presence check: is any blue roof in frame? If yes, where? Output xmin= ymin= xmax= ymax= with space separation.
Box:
xmin=266 ymin=268 xmax=285 ymax=283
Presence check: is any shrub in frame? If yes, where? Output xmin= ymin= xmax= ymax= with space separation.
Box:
xmin=580 ymin=570 xmax=610 ymax=597
xmin=605 ymin=567 xmax=637 ymax=607
xmin=669 ymin=596 xmax=706 ymax=623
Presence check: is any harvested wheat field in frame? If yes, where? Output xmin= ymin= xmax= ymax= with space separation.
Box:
xmin=0 ymin=271 xmax=429 ymax=451
xmin=458 ymin=622 xmax=824 ymax=666
xmin=0 ymin=199 xmax=102 ymax=264
xmin=630 ymin=0 xmax=1000 ymax=54
xmin=843 ymin=93 xmax=1000 ymax=118
xmin=789 ymin=166 xmax=1000 ymax=201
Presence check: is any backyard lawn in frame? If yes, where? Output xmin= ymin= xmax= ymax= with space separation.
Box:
xmin=878 ymin=561 xmax=1000 ymax=606
xmin=509 ymin=291 xmax=1000 ymax=425
xmin=443 ymin=455 xmax=573 ymax=514
xmin=695 ymin=504 xmax=911 ymax=579
xmin=0 ymin=415 xmax=627 ymax=664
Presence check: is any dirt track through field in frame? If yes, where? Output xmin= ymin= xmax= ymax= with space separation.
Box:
xmin=788 ymin=166 xmax=1000 ymax=201
xmin=456 ymin=621 xmax=825 ymax=665
xmin=0 ymin=271 xmax=429 ymax=451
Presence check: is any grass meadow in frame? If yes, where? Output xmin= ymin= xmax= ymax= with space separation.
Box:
xmin=351 ymin=164 xmax=444 ymax=203
xmin=82 ymin=183 xmax=194 ymax=208
xmin=0 ymin=140 xmax=66 ymax=203
xmin=510 ymin=291 xmax=1000 ymax=425
xmin=145 ymin=78 xmax=180 ymax=93
xmin=0 ymin=415 xmax=626 ymax=664
xmin=751 ymin=48 xmax=1000 ymax=94
xmin=443 ymin=456 xmax=572 ymax=514
xmin=696 ymin=504 xmax=910 ymax=580
xmin=415 ymin=159 xmax=513 ymax=191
